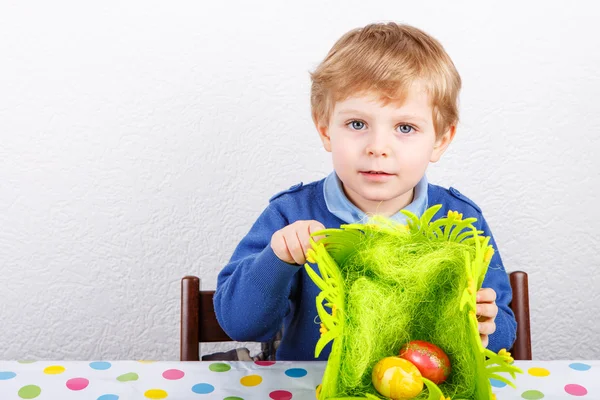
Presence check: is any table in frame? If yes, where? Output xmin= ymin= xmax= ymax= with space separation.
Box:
xmin=0 ymin=360 xmax=597 ymax=399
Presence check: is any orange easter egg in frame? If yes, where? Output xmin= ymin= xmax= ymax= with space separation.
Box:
xmin=372 ymin=356 xmax=423 ymax=399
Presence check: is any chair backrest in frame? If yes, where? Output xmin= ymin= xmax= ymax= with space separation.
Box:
xmin=181 ymin=276 xmax=232 ymax=361
xmin=181 ymin=272 xmax=532 ymax=361
xmin=181 ymin=275 xmax=281 ymax=361
xmin=508 ymin=270 xmax=532 ymax=360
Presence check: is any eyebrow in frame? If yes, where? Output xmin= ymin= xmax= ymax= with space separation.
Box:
xmin=337 ymin=109 xmax=429 ymax=125
xmin=337 ymin=109 xmax=370 ymax=116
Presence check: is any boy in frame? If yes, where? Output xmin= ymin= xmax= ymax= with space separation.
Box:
xmin=214 ymin=22 xmax=516 ymax=361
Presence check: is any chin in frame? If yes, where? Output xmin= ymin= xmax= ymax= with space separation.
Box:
xmin=359 ymin=193 xmax=398 ymax=203
xmin=358 ymin=186 xmax=396 ymax=197
xmin=360 ymin=192 xmax=390 ymax=201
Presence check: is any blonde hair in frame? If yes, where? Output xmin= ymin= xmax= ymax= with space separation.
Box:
xmin=310 ymin=22 xmax=461 ymax=136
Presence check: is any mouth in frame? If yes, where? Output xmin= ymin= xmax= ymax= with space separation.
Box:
xmin=360 ymin=170 xmax=394 ymax=175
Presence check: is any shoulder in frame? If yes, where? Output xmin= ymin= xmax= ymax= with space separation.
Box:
xmin=268 ymin=179 xmax=323 ymax=203
xmin=427 ymin=183 xmax=483 ymax=214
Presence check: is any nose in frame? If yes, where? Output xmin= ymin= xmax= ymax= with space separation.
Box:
xmin=366 ymin=129 xmax=390 ymax=158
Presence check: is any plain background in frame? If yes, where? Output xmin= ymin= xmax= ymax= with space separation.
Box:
xmin=1 ymin=1 xmax=599 ymax=360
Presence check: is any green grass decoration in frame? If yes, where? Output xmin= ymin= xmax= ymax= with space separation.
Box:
xmin=305 ymin=205 xmax=522 ymax=399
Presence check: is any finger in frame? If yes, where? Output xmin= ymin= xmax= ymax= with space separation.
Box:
xmin=476 ymin=288 xmax=497 ymax=303
xmin=477 ymin=315 xmax=494 ymax=323
xmin=296 ymin=229 xmax=310 ymax=258
xmin=480 ymin=334 xmax=489 ymax=348
xmin=308 ymin=221 xmax=326 ymax=242
xmin=476 ymin=303 xmax=498 ymax=319
xmin=271 ymin=231 xmax=295 ymax=264
xmin=283 ymin=233 xmax=306 ymax=265
xmin=478 ymin=320 xmax=496 ymax=335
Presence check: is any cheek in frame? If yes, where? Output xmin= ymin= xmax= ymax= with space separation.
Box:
xmin=397 ymin=142 xmax=432 ymax=159
xmin=395 ymin=142 xmax=435 ymax=169
xmin=331 ymin=149 xmax=353 ymax=171
xmin=331 ymin=136 xmax=360 ymax=160
xmin=330 ymin=147 xmax=360 ymax=177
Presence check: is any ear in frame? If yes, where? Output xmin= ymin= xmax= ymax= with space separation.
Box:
xmin=316 ymin=123 xmax=332 ymax=152
xmin=430 ymin=125 xmax=456 ymax=163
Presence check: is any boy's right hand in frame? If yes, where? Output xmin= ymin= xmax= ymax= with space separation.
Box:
xmin=271 ymin=220 xmax=326 ymax=265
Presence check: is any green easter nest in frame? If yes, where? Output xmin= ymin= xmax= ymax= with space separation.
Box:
xmin=305 ymin=205 xmax=521 ymax=400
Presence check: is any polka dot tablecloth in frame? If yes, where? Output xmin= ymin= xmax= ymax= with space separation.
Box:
xmin=0 ymin=360 xmax=597 ymax=399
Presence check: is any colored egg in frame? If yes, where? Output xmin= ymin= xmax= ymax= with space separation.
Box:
xmin=399 ymin=340 xmax=451 ymax=384
xmin=372 ymin=356 xmax=423 ymax=399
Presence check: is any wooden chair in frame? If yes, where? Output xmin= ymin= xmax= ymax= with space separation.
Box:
xmin=180 ymin=275 xmax=279 ymax=361
xmin=508 ymin=270 xmax=532 ymax=360
xmin=181 ymin=271 xmax=532 ymax=361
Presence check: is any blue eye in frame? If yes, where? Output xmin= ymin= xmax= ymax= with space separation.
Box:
xmin=397 ymin=125 xmax=414 ymax=134
xmin=349 ymin=120 xmax=366 ymax=130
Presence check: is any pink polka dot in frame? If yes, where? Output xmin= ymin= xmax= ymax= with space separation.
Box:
xmin=269 ymin=390 xmax=292 ymax=400
xmin=162 ymin=369 xmax=185 ymax=380
xmin=565 ymin=384 xmax=588 ymax=396
xmin=66 ymin=377 xmax=89 ymax=391
xmin=255 ymin=361 xmax=276 ymax=366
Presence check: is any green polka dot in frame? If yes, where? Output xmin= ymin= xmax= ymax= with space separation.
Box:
xmin=209 ymin=363 xmax=231 ymax=372
xmin=522 ymin=390 xmax=544 ymax=399
xmin=17 ymin=360 xmax=36 ymax=364
xmin=117 ymin=372 xmax=139 ymax=382
xmin=18 ymin=385 xmax=41 ymax=399
xmin=223 ymin=397 xmax=244 ymax=400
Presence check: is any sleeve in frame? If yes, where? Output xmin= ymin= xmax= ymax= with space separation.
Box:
xmin=477 ymin=215 xmax=518 ymax=353
xmin=214 ymin=202 xmax=301 ymax=342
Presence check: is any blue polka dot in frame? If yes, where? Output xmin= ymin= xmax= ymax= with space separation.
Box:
xmin=0 ymin=372 xmax=16 ymax=380
xmin=192 ymin=383 xmax=214 ymax=394
xmin=285 ymin=368 xmax=308 ymax=378
xmin=569 ymin=363 xmax=591 ymax=371
xmin=489 ymin=378 xmax=507 ymax=388
xmin=90 ymin=361 xmax=112 ymax=370
xmin=97 ymin=395 xmax=119 ymax=400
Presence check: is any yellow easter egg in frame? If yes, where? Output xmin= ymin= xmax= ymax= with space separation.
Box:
xmin=372 ymin=357 xmax=423 ymax=399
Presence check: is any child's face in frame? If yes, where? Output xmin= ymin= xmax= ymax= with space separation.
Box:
xmin=317 ymin=84 xmax=454 ymax=216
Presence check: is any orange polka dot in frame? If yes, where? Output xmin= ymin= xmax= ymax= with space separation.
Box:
xmin=528 ymin=367 xmax=550 ymax=377
xmin=43 ymin=365 xmax=65 ymax=374
xmin=144 ymin=389 xmax=168 ymax=399
xmin=240 ymin=374 xmax=263 ymax=387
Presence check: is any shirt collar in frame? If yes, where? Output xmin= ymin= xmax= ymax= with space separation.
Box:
xmin=323 ymin=171 xmax=428 ymax=224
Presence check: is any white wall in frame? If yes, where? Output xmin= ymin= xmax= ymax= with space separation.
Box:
xmin=1 ymin=0 xmax=599 ymax=361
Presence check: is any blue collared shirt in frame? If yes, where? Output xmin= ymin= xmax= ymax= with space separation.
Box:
xmin=215 ymin=177 xmax=516 ymax=359
xmin=322 ymin=171 xmax=429 ymax=224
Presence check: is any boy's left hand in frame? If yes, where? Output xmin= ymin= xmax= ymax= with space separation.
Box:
xmin=476 ymin=288 xmax=498 ymax=348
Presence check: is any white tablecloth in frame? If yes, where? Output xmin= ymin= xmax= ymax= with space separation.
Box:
xmin=0 ymin=359 xmax=597 ymax=399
